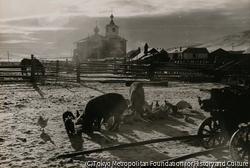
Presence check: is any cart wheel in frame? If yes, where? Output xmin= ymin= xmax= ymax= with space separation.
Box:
xmin=198 ymin=117 xmax=227 ymax=149
xmin=229 ymin=126 xmax=250 ymax=161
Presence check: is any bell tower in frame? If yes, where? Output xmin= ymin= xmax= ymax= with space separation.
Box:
xmin=105 ymin=14 xmax=119 ymax=37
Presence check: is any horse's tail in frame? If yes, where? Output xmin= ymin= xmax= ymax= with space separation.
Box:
xmin=21 ymin=60 xmax=25 ymax=68
xmin=20 ymin=59 xmax=27 ymax=73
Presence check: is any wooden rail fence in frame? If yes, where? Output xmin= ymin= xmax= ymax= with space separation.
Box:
xmin=75 ymin=61 xmax=214 ymax=83
xmin=0 ymin=58 xmax=215 ymax=83
xmin=0 ymin=55 xmax=37 ymax=83
xmin=1 ymin=55 xmax=249 ymax=84
xmin=0 ymin=55 xmax=76 ymax=83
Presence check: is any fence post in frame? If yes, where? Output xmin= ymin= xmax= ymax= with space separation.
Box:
xmin=77 ymin=63 xmax=80 ymax=83
xmin=56 ymin=60 xmax=59 ymax=74
xmin=148 ymin=58 xmax=155 ymax=81
xmin=56 ymin=60 xmax=59 ymax=82
xmin=30 ymin=54 xmax=35 ymax=83
xmin=124 ymin=57 xmax=127 ymax=75
xmin=66 ymin=59 xmax=68 ymax=73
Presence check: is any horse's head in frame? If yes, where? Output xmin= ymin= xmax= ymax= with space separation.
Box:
xmin=36 ymin=61 xmax=45 ymax=75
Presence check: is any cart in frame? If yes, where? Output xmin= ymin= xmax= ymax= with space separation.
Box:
xmin=198 ymin=85 xmax=250 ymax=161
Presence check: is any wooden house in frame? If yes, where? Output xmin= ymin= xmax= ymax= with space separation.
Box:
xmin=168 ymin=47 xmax=186 ymax=60
xmin=139 ymin=48 xmax=169 ymax=63
xmin=129 ymin=43 xmax=169 ymax=63
xmin=182 ymin=48 xmax=209 ymax=60
xmin=209 ymin=48 xmax=232 ymax=64
xmin=125 ymin=48 xmax=141 ymax=59
xmin=209 ymin=48 xmax=245 ymax=65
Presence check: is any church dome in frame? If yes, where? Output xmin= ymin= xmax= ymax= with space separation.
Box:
xmin=110 ymin=14 xmax=114 ymax=20
xmin=94 ymin=26 xmax=99 ymax=34
xmin=108 ymin=14 xmax=115 ymax=25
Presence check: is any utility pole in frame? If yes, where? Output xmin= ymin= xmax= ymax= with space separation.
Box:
xmin=7 ymin=51 xmax=9 ymax=63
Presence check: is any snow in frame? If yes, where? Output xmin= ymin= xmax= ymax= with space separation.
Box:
xmin=0 ymin=81 xmax=237 ymax=167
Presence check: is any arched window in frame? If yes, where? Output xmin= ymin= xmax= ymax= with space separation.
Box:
xmin=112 ymin=28 xmax=115 ymax=32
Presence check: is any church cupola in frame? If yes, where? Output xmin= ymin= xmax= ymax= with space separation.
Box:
xmin=94 ymin=26 xmax=99 ymax=35
xmin=94 ymin=20 xmax=100 ymax=35
xmin=109 ymin=14 xmax=115 ymax=25
xmin=105 ymin=14 xmax=119 ymax=37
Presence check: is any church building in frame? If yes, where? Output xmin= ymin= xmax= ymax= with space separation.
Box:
xmin=73 ymin=14 xmax=127 ymax=62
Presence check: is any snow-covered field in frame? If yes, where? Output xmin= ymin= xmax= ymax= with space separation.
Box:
xmin=0 ymin=81 xmax=241 ymax=167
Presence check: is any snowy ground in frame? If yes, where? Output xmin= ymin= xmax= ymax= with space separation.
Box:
xmin=0 ymin=81 xmax=242 ymax=167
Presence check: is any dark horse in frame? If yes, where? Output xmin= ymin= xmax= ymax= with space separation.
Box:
xmin=21 ymin=58 xmax=45 ymax=76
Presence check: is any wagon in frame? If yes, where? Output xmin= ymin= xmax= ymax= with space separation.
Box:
xmin=198 ymin=85 xmax=250 ymax=161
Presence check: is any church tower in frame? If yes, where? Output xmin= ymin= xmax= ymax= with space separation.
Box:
xmin=94 ymin=24 xmax=100 ymax=35
xmin=105 ymin=14 xmax=119 ymax=37
xmin=73 ymin=14 xmax=126 ymax=61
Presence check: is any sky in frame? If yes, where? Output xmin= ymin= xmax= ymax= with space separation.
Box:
xmin=0 ymin=0 xmax=249 ymax=61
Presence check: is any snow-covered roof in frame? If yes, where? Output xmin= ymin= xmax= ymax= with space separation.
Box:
xmin=131 ymin=52 xmax=145 ymax=61
xmin=74 ymin=34 xmax=104 ymax=44
xmin=183 ymin=47 xmax=209 ymax=53
xmin=139 ymin=54 xmax=153 ymax=60
xmin=243 ymin=47 xmax=250 ymax=54
xmin=168 ymin=47 xmax=187 ymax=54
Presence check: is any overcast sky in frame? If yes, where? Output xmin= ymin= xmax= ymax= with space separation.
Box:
xmin=0 ymin=0 xmax=249 ymax=61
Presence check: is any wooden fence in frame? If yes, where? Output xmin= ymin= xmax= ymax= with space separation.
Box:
xmin=0 ymin=64 xmax=30 ymax=83
xmin=42 ymin=59 xmax=76 ymax=83
xmin=0 ymin=55 xmax=39 ymax=83
xmin=75 ymin=61 xmax=214 ymax=83
xmin=0 ymin=55 xmax=77 ymax=83
xmin=0 ymin=57 xmax=218 ymax=84
xmin=1 ymin=55 xmax=249 ymax=84
xmin=43 ymin=59 xmax=250 ymax=84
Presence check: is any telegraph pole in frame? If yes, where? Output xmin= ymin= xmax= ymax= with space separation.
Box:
xmin=7 ymin=51 xmax=9 ymax=63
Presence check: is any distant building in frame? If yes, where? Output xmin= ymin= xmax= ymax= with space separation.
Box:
xmin=125 ymin=47 xmax=141 ymax=60
xmin=168 ymin=47 xmax=208 ymax=60
xmin=73 ymin=14 xmax=127 ymax=62
xmin=127 ymin=43 xmax=169 ymax=63
xmin=182 ymin=48 xmax=209 ymax=60
xmin=209 ymin=48 xmax=232 ymax=64
xmin=209 ymin=48 xmax=245 ymax=65
xmin=243 ymin=47 xmax=250 ymax=54
xmin=168 ymin=47 xmax=186 ymax=60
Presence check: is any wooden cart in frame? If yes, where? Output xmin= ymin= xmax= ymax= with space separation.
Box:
xmin=198 ymin=85 xmax=250 ymax=161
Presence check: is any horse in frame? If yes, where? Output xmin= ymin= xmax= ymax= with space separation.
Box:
xmin=21 ymin=58 xmax=45 ymax=76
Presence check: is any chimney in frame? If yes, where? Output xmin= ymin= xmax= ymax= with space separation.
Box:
xmin=144 ymin=43 xmax=148 ymax=55
xmin=138 ymin=47 xmax=141 ymax=53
